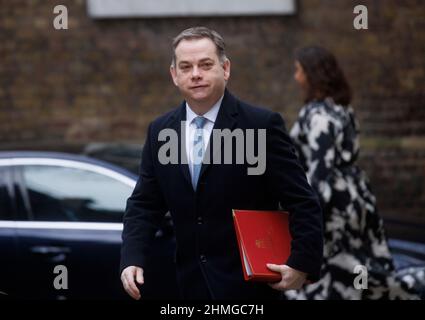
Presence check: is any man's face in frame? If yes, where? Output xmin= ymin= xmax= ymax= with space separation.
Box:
xmin=170 ymin=38 xmax=230 ymax=109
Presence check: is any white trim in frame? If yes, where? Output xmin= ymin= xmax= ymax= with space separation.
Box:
xmin=0 ymin=158 xmax=136 ymax=187
xmin=0 ymin=221 xmax=123 ymax=231
xmin=87 ymin=0 xmax=296 ymax=18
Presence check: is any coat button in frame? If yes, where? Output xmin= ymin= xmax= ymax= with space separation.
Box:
xmin=200 ymin=255 xmax=207 ymax=263
xmin=197 ymin=217 xmax=203 ymax=225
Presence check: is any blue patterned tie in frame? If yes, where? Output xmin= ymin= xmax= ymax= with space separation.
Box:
xmin=192 ymin=116 xmax=207 ymax=190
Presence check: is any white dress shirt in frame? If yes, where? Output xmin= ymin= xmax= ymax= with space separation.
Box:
xmin=185 ymin=95 xmax=223 ymax=178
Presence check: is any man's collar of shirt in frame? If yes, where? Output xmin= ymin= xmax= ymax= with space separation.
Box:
xmin=185 ymin=95 xmax=224 ymax=126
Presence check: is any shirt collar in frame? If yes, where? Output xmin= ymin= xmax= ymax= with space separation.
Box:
xmin=186 ymin=95 xmax=223 ymax=126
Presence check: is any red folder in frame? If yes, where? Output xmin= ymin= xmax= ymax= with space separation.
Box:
xmin=232 ymin=209 xmax=292 ymax=282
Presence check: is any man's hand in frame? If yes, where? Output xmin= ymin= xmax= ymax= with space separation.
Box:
xmin=266 ymin=264 xmax=307 ymax=291
xmin=121 ymin=266 xmax=144 ymax=300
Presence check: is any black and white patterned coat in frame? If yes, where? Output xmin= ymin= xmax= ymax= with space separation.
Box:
xmin=286 ymin=99 xmax=420 ymax=300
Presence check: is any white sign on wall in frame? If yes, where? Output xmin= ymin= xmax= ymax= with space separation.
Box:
xmin=87 ymin=0 xmax=296 ymax=18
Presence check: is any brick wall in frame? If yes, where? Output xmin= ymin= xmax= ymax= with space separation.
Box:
xmin=1 ymin=0 xmax=424 ymax=238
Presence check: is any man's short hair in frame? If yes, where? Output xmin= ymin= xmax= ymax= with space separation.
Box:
xmin=171 ymin=26 xmax=228 ymax=67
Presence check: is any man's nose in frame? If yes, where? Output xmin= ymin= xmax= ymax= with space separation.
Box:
xmin=191 ymin=66 xmax=201 ymax=79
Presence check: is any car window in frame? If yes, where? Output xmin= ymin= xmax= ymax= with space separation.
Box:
xmin=21 ymin=165 xmax=133 ymax=223
xmin=0 ymin=167 xmax=13 ymax=220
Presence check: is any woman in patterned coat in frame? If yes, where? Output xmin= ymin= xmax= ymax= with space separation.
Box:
xmin=285 ymin=46 xmax=419 ymax=300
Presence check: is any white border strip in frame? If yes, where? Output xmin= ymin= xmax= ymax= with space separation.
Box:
xmin=87 ymin=0 xmax=296 ymax=18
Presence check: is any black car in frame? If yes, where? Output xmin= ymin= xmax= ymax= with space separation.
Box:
xmin=0 ymin=151 xmax=177 ymax=300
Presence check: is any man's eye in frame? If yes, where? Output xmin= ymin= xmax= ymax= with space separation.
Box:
xmin=201 ymin=63 xmax=213 ymax=69
xmin=180 ymin=65 xmax=190 ymax=71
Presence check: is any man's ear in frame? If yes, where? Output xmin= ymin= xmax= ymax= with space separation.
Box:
xmin=170 ymin=65 xmax=179 ymax=86
xmin=223 ymin=59 xmax=231 ymax=81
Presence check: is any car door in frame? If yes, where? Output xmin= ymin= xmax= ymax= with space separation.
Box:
xmin=12 ymin=161 xmax=131 ymax=299
xmin=13 ymin=159 xmax=177 ymax=300
xmin=0 ymin=166 xmax=18 ymax=299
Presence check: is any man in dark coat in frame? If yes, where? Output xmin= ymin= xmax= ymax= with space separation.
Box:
xmin=120 ymin=26 xmax=323 ymax=300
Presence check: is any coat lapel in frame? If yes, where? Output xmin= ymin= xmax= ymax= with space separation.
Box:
xmin=169 ymin=102 xmax=192 ymax=188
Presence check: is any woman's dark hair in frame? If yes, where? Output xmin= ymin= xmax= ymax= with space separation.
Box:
xmin=295 ymin=46 xmax=352 ymax=106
